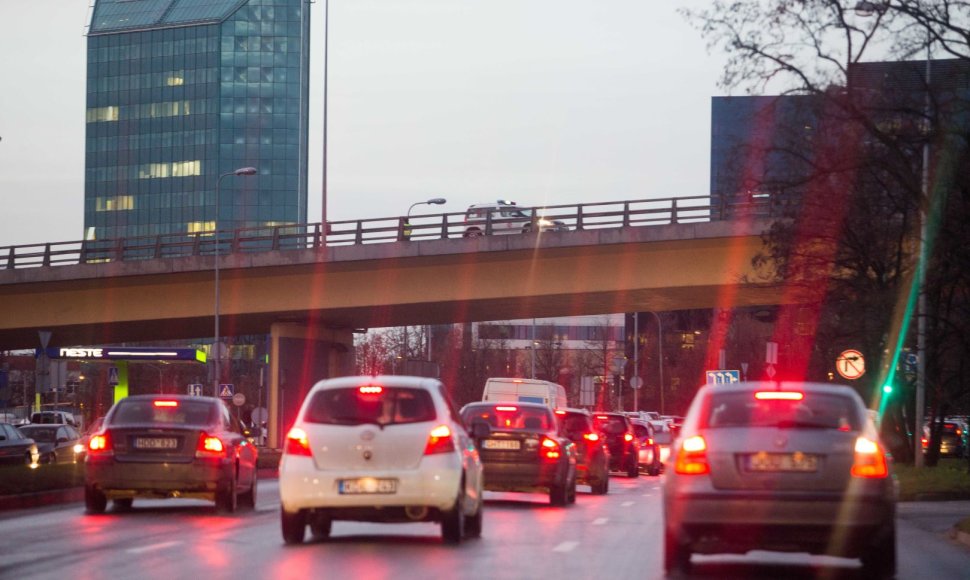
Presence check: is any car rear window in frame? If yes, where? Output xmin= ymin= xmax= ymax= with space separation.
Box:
xmin=557 ymin=413 xmax=592 ymax=434
xmin=304 ymin=387 xmax=436 ymax=426
xmin=704 ymin=392 xmax=862 ymax=431
xmin=111 ymin=400 xmax=218 ymax=426
xmin=593 ymin=415 xmax=628 ymax=434
xmin=19 ymin=427 xmax=57 ymax=442
xmin=462 ymin=405 xmax=552 ymax=431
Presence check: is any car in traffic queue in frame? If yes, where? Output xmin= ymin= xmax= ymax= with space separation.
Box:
xmin=630 ymin=418 xmax=662 ymax=476
xmin=592 ymin=412 xmax=639 ymax=478
xmin=461 ymin=401 xmax=578 ymax=505
xmin=18 ymin=424 xmax=84 ymax=464
xmin=462 ymin=200 xmax=568 ymax=237
xmin=921 ymin=417 xmax=969 ymax=458
xmin=554 ymin=408 xmax=610 ymax=494
xmin=279 ymin=376 xmax=485 ymax=545
xmin=663 ymin=381 xmax=897 ymax=577
xmin=0 ymin=423 xmax=39 ymax=466
xmin=84 ymin=394 xmax=258 ymax=514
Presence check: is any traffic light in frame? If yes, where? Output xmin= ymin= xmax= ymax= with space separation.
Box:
xmin=882 ymin=383 xmax=893 ymax=395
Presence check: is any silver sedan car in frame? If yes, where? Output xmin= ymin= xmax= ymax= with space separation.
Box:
xmin=663 ymin=382 xmax=897 ymax=577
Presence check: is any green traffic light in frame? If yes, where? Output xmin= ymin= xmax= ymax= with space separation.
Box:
xmin=882 ymin=384 xmax=893 ymax=394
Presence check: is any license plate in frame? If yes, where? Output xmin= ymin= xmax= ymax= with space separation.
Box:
xmin=133 ymin=437 xmax=178 ymax=450
xmin=483 ymin=439 xmax=521 ymax=450
xmin=745 ymin=452 xmax=818 ymax=472
xmin=338 ymin=478 xmax=397 ymax=494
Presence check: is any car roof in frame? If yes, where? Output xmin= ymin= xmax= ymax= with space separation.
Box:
xmin=555 ymin=407 xmax=591 ymax=415
xmin=699 ymin=381 xmax=862 ymax=399
xmin=309 ymin=375 xmax=443 ymax=392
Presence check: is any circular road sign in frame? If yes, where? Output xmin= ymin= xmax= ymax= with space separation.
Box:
xmin=630 ymin=376 xmax=644 ymax=389
xmin=232 ymin=392 xmax=246 ymax=407
xmin=251 ymin=406 xmax=268 ymax=423
xmin=836 ymin=349 xmax=866 ymax=380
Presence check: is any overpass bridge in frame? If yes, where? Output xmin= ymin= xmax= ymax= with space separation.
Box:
xmin=0 ymin=195 xmax=786 ymax=445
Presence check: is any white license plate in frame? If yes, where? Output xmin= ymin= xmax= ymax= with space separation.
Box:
xmin=745 ymin=452 xmax=818 ymax=472
xmin=483 ymin=439 xmax=521 ymax=450
xmin=134 ymin=437 xmax=178 ymax=450
xmin=338 ymin=478 xmax=398 ymax=494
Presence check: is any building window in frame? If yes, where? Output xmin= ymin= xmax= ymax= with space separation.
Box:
xmin=187 ymin=221 xmax=215 ymax=235
xmin=95 ymin=195 xmax=135 ymax=212
xmin=86 ymin=106 xmax=119 ymax=123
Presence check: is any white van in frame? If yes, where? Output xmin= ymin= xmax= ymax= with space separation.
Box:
xmin=481 ymin=378 xmax=569 ymax=409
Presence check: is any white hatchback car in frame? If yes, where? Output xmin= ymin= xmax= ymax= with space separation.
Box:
xmin=462 ymin=200 xmax=568 ymax=237
xmin=279 ymin=376 xmax=486 ymax=544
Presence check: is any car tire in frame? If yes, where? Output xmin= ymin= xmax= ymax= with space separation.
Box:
xmin=860 ymin=525 xmax=896 ymax=579
xmin=281 ymin=507 xmax=306 ymax=545
xmin=590 ymin=470 xmax=609 ymax=495
xmin=216 ymin=470 xmax=238 ymax=513
xmin=549 ymin=481 xmax=569 ymax=506
xmin=310 ymin=517 xmax=332 ymax=541
xmin=43 ymin=452 xmax=56 ymax=465
xmin=113 ymin=498 xmax=133 ymax=511
xmin=441 ymin=492 xmax=464 ymax=544
xmin=463 ymin=228 xmax=482 ymax=238
xmin=84 ymin=485 xmax=107 ymax=514
xmin=464 ymin=501 xmax=483 ymax=539
xmin=664 ymin=526 xmax=692 ymax=576
xmin=239 ymin=473 xmax=257 ymax=509
xmin=646 ymin=462 xmax=661 ymax=476
xmin=626 ymin=457 xmax=639 ymax=478
xmin=23 ymin=452 xmax=34 ymax=465
xmin=567 ymin=476 xmax=577 ymax=504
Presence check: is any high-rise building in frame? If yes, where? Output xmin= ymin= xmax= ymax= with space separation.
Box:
xmin=84 ymin=0 xmax=310 ymax=242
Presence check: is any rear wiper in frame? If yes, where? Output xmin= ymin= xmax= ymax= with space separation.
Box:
xmin=775 ymin=420 xmax=829 ymax=429
xmin=331 ymin=416 xmax=386 ymax=430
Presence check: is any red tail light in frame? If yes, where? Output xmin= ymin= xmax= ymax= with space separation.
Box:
xmin=583 ymin=432 xmax=599 ymax=442
xmin=196 ymin=432 xmax=226 ymax=457
xmin=754 ymin=391 xmax=804 ymax=401
xmin=541 ymin=437 xmax=561 ymax=460
xmin=423 ymin=425 xmax=455 ymax=455
xmin=851 ymin=437 xmax=889 ymax=478
xmin=88 ymin=431 xmax=113 ymax=455
xmin=921 ymin=437 xmax=928 ymax=448
xmin=496 ymin=406 xmax=518 ymax=411
xmin=153 ymin=400 xmax=179 ymax=407
xmin=647 ymin=438 xmax=654 ymax=445
xmin=359 ymin=385 xmax=383 ymax=394
xmin=623 ymin=432 xmax=634 ymax=442
xmin=284 ymin=427 xmax=312 ymax=457
xmin=674 ymin=435 xmax=709 ymax=475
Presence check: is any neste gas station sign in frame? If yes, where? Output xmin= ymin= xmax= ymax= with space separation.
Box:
xmin=36 ymin=347 xmax=206 ymax=362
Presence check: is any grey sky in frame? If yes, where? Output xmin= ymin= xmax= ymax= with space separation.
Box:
xmin=0 ymin=0 xmax=727 ymax=248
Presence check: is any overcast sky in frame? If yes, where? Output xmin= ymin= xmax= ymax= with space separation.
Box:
xmin=0 ymin=0 xmax=728 ymax=248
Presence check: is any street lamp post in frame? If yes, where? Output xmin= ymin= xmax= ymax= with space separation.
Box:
xmin=611 ymin=355 xmax=627 ymax=412
xmin=645 ymin=311 xmax=665 ymax=414
xmin=213 ymin=167 xmax=257 ymax=397
xmin=404 ymin=197 xmax=446 ymax=240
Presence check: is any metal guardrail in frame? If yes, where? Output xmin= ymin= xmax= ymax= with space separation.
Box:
xmin=1 ymin=195 xmax=777 ymax=270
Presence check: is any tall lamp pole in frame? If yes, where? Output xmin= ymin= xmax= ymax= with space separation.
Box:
xmin=213 ymin=167 xmax=257 ymax=397
xmin=646 ymin=311 xmax=665 ymax=415
xmin=405 ymin=197 xmax=446 ymax=239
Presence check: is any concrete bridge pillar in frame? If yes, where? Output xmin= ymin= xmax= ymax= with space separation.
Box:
xmin=267 ymin=322 xmax=354 ymax=448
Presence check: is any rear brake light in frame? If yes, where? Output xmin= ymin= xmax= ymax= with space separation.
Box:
xmin=647 ymin=438 xmax=654 ymax=445
xmin=674 ymin=435 xmax=709 ymax=475
xmin=284 ymin=427 xmax=312 ymax=457
xmin=921 ymin=437 xmax=928 ymax=448
xmin=153 ymin=400 xmax=179 ymax=407
xmin=624 ymin=433 xmax=634 ymax=442
xmin=541 ymin=437 xmax=561 ymax=460
xmin=359 ymin=385 xmax=383 ymax=394
xmin=583 ymin=432 xmax=599 ymax=442
xmin=423 ymin=425 xmax=455 ymax=455
xmin=554 ymin=410 xmax=566 ymax=415
xmin=196 ymin=432 xmax=226 ymax=457
xmin=496 ymin=406 xmax=518 ymax=411
xmin=88 ymin=432 xmax=113 ymax=455
xmin=851 ymin=436 xmax=888 ymax=478
xmin=754 ymin=391 xmax=804 ymax=401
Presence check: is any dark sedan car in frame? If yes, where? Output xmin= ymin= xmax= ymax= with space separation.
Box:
xmin=18 ymin=424 xmax=83 ymax=464
xmin=0 ymin=423 xmax=39 ymax=466
xmin=85 ymin=395 xmax=258 ymax=514
xmin=555 ymin=408 xmax=610 ymax=494
xmin=593 ymin=412 xmax=639 ymax=478
xmin=461 ymin=402 xmax=577 ymax=506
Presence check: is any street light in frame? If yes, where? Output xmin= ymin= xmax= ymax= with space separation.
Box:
xmin=213 ymin=166 xmax=257 ymax=397
xmin=610 ymin=355 xmax=627 ymax=412
xmin=646 ymin=311 xmax=665 ymax=415
xmin=404 ymin=197 xmax=447 ymax=240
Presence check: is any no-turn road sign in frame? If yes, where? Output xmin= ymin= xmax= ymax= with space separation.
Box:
xmin=836 ymin=349 xmax=865 ymax=380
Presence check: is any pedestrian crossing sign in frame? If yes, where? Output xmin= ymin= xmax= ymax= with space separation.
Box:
xmin=219 ymin=383 xmax=234 ymax=398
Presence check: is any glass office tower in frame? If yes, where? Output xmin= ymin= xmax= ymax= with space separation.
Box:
xmin=84 ymin=0 xmax=310 ymax=242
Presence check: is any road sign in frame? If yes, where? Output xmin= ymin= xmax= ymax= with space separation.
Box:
xmin=219 ymin=383 xmax=234 ymax=398
xmin=836 ymin=349 xmax=865 ymax=380
xmin=251 ymin=406 xmax=268 ymax=424
xmin=705 ymin=370 xmax=740 ymax=384
xmin=187 ymin=383 xmax=204 ymax=396
xmin=108 ymin=366 xmax=120 ymax=386
xmin=232 ymin=392 xmax=246 ymax=407
xmin=630 ymin=376 xmax=643 ymax=390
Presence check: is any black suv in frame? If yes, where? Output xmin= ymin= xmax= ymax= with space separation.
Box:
xmin=555 ymin=408 xmax=610 ymax=495
xmin=593 ymin=412 xmax=639 ymax=478
xmin=461 ymin=402 xmax=577 ymax=506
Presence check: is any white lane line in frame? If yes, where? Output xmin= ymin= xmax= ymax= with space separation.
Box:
xmin=592 ymin=517 xmax=609 ymax=525
xmin=126 ymin=541 xmax=182 ymax=555
xmin=621 ymin=501 xmax=634 ymax=507
xmin=553 ymin=541 xmax=579 ymax=553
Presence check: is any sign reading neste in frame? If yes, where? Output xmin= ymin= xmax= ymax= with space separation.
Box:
xmin=37 ymin=347 xmax=206 ymax=362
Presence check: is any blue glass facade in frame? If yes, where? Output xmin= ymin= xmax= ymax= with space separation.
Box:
xmin=84 ymin=0 xmax=310 ymax=241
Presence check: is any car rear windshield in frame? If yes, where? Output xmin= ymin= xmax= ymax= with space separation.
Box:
xmin=111 ymin=400 xmax=218 ymax=426
xmin=593 ymin=415 xmax=628 ymax=435
xmin=703 ymin=392 xmax=862 ymax=431
xmin=462 ymin=405 xmax=553 ymax=431
xmin=304 ymin=387 xmax=436 ymax=427
xmin=19 ymin=427 xmax=57 ymax=442
xmin=557 ymin=413 xmax=593 ymax=435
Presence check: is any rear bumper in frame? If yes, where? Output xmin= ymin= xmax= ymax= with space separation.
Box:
xmin=482 ymin=459 xmax=568 ymax=492
xmin=85 ymin=456 xmax=231 ymax=499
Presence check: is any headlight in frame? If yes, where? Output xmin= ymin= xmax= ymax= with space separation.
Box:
xmin=537 ymin=219 xmax=553 ymax=226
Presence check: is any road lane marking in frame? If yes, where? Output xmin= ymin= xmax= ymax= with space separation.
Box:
xmin=553 ymin=541 xmax=579 ymax=552
xmin=621 ymin=501 xmax=634 ymax=507
xmin=592 ymin=517 xmax=608 ymax=525
xmin=126 ymin=541 xmax=182 ymax=554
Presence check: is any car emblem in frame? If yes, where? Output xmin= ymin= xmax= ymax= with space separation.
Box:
xmin=360 ymin=430 xmax=376 ymax=441
xmin=774 ymin=435 xmax=788 ymax=448
xmin=362 ymin=449 xmax=372 ymax=461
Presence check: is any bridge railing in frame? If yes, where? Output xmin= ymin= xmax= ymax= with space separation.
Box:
xmin=1 ymin=195 xmax=776 ymax=270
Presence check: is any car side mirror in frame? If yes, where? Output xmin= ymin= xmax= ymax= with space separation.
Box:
xmin=57 ymin=437 xmax=68 ymax=444
xmin=470 ymin=420 xmax=490 ymax=439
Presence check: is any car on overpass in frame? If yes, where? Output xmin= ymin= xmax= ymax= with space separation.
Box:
xmin=462 ymin=201 xmax=568 ymax=237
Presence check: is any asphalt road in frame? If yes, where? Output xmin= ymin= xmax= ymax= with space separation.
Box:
xmin=0 ymin=476 xmax=967 ymax=579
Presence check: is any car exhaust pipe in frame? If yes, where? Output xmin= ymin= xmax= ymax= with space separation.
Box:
xmin=405 ymin=506 xmax=428 ymax=520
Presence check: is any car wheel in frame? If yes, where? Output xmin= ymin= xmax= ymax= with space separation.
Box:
xmin=463 ymin=501 xmax=483 ymax=539
xmin=113 ymin=498 xmax=133 ymax=511
xmin=549 ymin=481 xmax=569 ymax=506
xmin=239 ymin=473 xmax=257 ymax=509
xmin=216 ymin=470 xmax=238 ymax=513
xmin=43 ymin=452 xmax=57 ymax=465
xmin=84 ymin=485 xmax=107 ymax=514
xmin=463 ymin=228 xmax=482 ymax=238
xmin=646 ymin=462 xmax=661 ymax=476
xmin=664 ymin=526 xmax=692 ymax=576
xmin=627 ymin=457 xmax=639 ymax=478
xmin=281 ymin=507 xmax=306 ymax=545
xmin=310 ymin=516 xmax=332 ymax=541
xmin=860 ymin=525 xmax=896 ymax=579
xmin=441 ymin=491 xmax=465 ymax=544
xmin=23 ymin=452 xmax=34 ymax=465
xmin=567 ymin=474 xmax=577 ymax=504
xmin=590 ymin=470 xmax=609 ymax=495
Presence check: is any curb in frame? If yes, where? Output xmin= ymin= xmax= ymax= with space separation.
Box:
xmin=949 ymin=527 xmax=970 ymax=548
